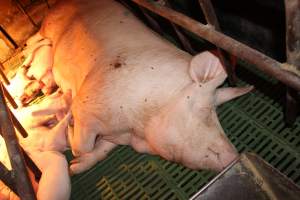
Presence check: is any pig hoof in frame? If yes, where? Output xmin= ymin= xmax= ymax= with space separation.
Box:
xmin=69 ymin=154 xmax=98 ymax=174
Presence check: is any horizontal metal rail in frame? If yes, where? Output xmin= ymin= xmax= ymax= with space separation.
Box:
xmin=131 ymin=0 xmax=300 ymax=91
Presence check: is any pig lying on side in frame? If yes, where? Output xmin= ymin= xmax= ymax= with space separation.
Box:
xmin=34 ymin=0 xmax=252 ymax=174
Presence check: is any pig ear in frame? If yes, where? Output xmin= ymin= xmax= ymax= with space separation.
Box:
xmin=215 ymin=86 xmax=254 ymax=106
xmin=189 ymin=51 xmax=227 ymax=88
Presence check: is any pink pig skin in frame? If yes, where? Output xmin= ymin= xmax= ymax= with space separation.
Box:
xmin=35 ymin=0 xmax=253 ymax=174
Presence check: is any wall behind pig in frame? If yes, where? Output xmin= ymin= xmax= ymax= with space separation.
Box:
xmin=124 ymin=0 xmax=286 ymax=61
xmin=0 ymin=0 xmax=56 ymax=63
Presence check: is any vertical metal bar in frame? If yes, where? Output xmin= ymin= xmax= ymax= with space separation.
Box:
xmin=164 ymin=0 xmax=196 ymax=55
xmin=284 ymin=0 xmax=300 ymax=124
xmin=0 ymin=84 xmax=36 ymax=200
xmin=9 ymin=110 xmax=27 ymax=138
xmin=2 ymin=84 xmax=18 ymax=109
xmin=14 ymin=0 xmax=38 ymax=28
xmin=198 ymin=0 xmax=237 ymax=85
xmin=0 ymin=63 xmax=10 ymax=85
xmin=0 ymin=162 xmax=18 ymax=195
xmin=0 ymin=26 xmax=18 ymax=49
xmin=22 ymin=148 xmax=42 ymax=181
xmin=139 ymin=7 xmax=165 ymax=35
xmin=44 ymin=0 xmax=50 ymax=9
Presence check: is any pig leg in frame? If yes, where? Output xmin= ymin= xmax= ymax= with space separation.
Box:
xmin=69 ymin=139 xmax=117 ymax=175
xmin=28 ymin=151 xmax=71 ymax=200
xmin=42 ymin=112 xmax=71 ymax=152
xmin=31 ymin=89 xmax=72 ymax=121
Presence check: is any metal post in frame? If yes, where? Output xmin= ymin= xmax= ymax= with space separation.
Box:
xmin=22 ymin=148 xmax=42 ymax=181
xmin=9 ymin=110 xmax=28 ymax=138
xmin=44 ymin=0 xmax=50 ymax=9
xmin=165 ymin=0 xmax=196 ymax=55
xmin=198 ymin=0 xmax=237 ymax=85
xmin=284 ymin=0 xmax=300 ymax=124
xmin=0 ymin=162 xmax=18 ymax=195
xmin=0 ymin=63 xmax=10 ymax=85
xmin=0 ymin=84 xmax=36 ymax=200
xmin=14 ymin=0 xmax=38 ymax=28
xmin=139 ymin=6 xmax=165 ymax=35
xmin=131 ymin=0 xmax=300 ymax=91
xmin=2 ymin=84 xmax=18 ymax=109
xmin=0 ymin=26 xmax=18 ymax=49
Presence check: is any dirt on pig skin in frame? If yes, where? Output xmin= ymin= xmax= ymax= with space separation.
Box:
xmin=35 ymin=0 xmax=253 ymax=174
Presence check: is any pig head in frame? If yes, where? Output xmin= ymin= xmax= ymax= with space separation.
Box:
xmin=144 ymin=52 xmax=253 ymax=171
xmin=69 ymin=51 xmax=252 ymax=173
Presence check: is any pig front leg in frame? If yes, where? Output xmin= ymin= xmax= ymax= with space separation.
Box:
xmin=69 ymin=137 xmax=117 ymax=174
xmin=31 ymin=89 xmax=72 ymax=121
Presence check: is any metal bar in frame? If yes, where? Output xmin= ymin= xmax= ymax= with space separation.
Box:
xmin=9 ymin=110 xmax=28 ymax=138
xmin=0 ymin=26 xmax=18 ymax=49
xmin=139 ymin=6 xmax=165 ymax=35
xmin=190 ymin=156 xmax=240 ymax=200
xmin=0 ymin=84 xmax=36 ymax=200
xmin=131 ymin=0 xmax=300 ymax=91
xmin=284 ymin=0 xmax=300 ymax=124
xmin=44 ymin=0 xmax=50 ymax=9
xmin=165 ymin=0 xmax=196 ymax=55
xmin=198 ymin=0 xmax=237 ymax=85
xmin=2 ymin=83 xmax=18 ymax=109
xmin=14 ymin=0 xmax=38 ymax=28
xmin=0 ymin=162 xmax=18 ymax=195
xmin=285 ymin=0 xmax=300 ymax=69
xmin=0 ymin=63 xmax=10 ymax=85
xmin=22 ymin=148 xmax=41 ymax=181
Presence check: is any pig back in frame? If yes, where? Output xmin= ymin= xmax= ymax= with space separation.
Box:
xmin=63 ymin=0 xmax=194 ymax=135
xmin=41 ymin=0 xmax=192 ymax=99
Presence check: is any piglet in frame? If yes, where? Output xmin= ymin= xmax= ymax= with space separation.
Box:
xmin=22 ymin=34 xmax=57 ymax=97
xmin=6 ymin=67 xmax=42 ymax=106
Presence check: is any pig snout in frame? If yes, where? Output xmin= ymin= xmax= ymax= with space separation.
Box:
xmin=203 ymin=144 xmax=238 ymax=171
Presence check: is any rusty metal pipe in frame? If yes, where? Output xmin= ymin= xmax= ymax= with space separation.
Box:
xmin=0 ymin=26 xmax=18 ymax=49
xmin=198 ymin=0 xmax=237 ymax=85
xmin=9 ymin=110 xmax=28 ymax=138
xmin=0 ymin=84 xmax=36 ymax=200
xmin=131 ymin=0 xmax=300 ymax=91
xmin=165 ymin=0 xmax=196 ymax=55
xmin=2 ymin=83 xmax=18 ymax=109
xmin=0 ymin=63 xmax=10 ymax=85
xmin=14 ymin=0 xmax=37 ymax=28
xmin=284 ymin=0 xmax=300 ymax=124
xmin=0 ymin=162 xmax=18 ymax=195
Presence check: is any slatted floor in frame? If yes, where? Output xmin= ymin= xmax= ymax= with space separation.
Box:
xmin=69 ymin=60 xmax=300 ymax=200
